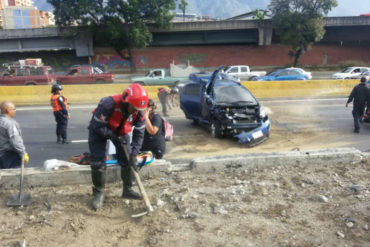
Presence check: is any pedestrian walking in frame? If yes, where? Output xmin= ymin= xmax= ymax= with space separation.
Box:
xmin=50 ymin=84 xmax=70 ymax=143
xmin=345 ymin=77 xmax=370 ymax=133
xmin=157 ymin=87 xmax=171 ymax=117
xmin=0 ymin=101 xmax=29 ymax=169
xmin=88 ymin=83 xmax=148 ymax=210
xmin=169 ymin=86 xmax=180 ymax=107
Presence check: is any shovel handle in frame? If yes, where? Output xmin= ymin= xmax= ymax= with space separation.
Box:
xmin=19 ymin=154 xmax=25 ymax=199
xmin=120 ymin=142 xmax=153 ymax=213
xmin=130 ymin=166 xmax=153 ymax=212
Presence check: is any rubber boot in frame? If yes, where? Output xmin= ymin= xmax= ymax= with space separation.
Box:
xmin=91 ymin=168 xmax=106 ymax=210
xmin=121 ymin=166 xmax=142 ymax=200
xmin=57 ymin=136 xmax=62 ymax=144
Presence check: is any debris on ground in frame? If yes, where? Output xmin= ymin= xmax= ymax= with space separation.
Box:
xmin=1 ymin=158 xmax=369 ymax=247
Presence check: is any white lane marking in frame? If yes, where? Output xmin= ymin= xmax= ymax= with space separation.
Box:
xmin=260 ymin=97 xmax=346 ymax=103
xmin=71 ymin=140 xmax=88 ymax=143
xmin=17 ymin=105 xmax=95 ymax=111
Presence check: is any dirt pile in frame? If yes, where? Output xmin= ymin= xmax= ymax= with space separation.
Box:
xmin=1 ymin=157 xmax=369 ymax=247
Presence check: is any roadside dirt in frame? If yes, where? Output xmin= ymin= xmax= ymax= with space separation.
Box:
xmin=1 ymin=157 xmax=369 ymax=247
xmin=1 ymin=102 xmax=369 ymax=247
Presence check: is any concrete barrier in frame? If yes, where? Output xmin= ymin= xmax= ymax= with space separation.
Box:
xmin=242 ymin=79 xmax=358 ymax=98
xmin=0 ymin=84 xmax=167 ymax=105
xmin=0 ymin=79 xmax=358 ymax=105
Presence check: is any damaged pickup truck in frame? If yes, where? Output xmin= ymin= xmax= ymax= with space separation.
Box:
xmin=180 ymin=66 xmax=270 ymax=145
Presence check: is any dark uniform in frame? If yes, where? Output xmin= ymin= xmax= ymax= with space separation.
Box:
xmin=88 ymin=89 xmax=147 ymax=210
xmin=346 ymin=77 xmax=370 ymax=133
xmin=50 ymin=87 xmax=69 ymax=144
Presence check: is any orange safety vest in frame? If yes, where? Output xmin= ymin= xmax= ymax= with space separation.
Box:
xmin=50 ymin=94 xmax=69 ymax=112
xmin=106 ymin=94 xmax=138 ymax=136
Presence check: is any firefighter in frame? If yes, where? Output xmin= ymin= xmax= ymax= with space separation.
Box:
xmin=50 ymin=84 xmax=70 ymax=144
xmin=88 ymin=83 xmax=148 ymax=210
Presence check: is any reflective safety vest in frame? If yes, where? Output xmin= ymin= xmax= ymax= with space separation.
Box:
xmin=108 ymin=94 xmax=138 ymax=136
xmin=50 ymin=94 xmax=69 ymax=112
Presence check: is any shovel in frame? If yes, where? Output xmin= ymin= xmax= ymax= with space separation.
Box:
xmin=120 ymin=143 xmax=153 ymax=218
xmin=7 ymin=155 xmax=31 ymax=207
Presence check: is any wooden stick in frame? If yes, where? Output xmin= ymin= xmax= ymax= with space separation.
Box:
xmin=130 ymin=166 xmax=153 ymax=213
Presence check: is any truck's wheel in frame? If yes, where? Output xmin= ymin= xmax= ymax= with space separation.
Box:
xmin=249 ymin=76 xmax=256 ymax=81
xmin=25 ymin=82 xmax=36 ymax=86
xmin=134 ymin=81 xmax=145 ymax=86
xmin=96 ymin=79 xmax=105 ymax=84
xmin=210 ymin=120 xmax=223 ymax=138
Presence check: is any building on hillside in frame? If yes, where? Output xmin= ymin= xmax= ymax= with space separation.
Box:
xmin=173 ymin=13 xmax=198 ymax=22
xmin=0 ymin=0 xmax=54 ymax=29
xmin=1 ymin=6 xmax=54 ymax=29
xmin=1 ymin=0 xmax=33 ymax=7
xmin=227 ymin=10 xmax=271 ymax=21
xmin=173 ymin=12 xmax=216 ymax=22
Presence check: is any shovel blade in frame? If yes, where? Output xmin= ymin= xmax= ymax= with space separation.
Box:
xmin=6 ymin=193 xmax=31 ymax=207
xmin=131 ymin=211 xmax=148 ymax=218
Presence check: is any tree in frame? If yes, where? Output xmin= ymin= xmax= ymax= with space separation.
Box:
xmin=47 ymin=0 xmax=176 ymax=72
xmin=252 ymin=9 xmax=268 ymax=23
xmin=178 ymin=0 xmax=188 ymax=22
xmin=268 ymin=0 xmax=337 ymax=66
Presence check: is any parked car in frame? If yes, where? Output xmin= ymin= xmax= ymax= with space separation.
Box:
xmin=56 ymin=65 xmax=114 ymax=84
xmin=222 ymin=65 xmax=267 ymax=80
xmin=332 ymin=67 xmax=370 ymax=79
xmin=131 ymin=62 xmax=199 ymax=86
xmin=180 ymin=66 xmax=270 ymax=145
xmin=0 ymin=65 xmax=55 ymax=86
xmin=253 ymin=68 xmax=311 ymax=81
xmin=350 ymin=69 xmax=370 ymax=79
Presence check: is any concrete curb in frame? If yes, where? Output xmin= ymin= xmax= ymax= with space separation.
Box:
xmin=0 ymin=148 xmax=366 ymax=189
xmin=0 ymin=160 xmax=172 ymax=189
xmin=191 ymin=147 xmax=364 ymax=173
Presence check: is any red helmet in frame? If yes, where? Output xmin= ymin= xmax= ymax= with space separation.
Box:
xmin=122 ymin=83 xmax=148 ymax=110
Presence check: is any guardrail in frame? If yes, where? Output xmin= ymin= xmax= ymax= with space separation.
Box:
xmin=0 ymin=79 xmax=357 ymax=105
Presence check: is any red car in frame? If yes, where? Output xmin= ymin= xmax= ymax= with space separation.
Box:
xmin=56 ymin=65 xmax=114 ymax=84
xmin=0 ymin=66 xmax=56 ymax=86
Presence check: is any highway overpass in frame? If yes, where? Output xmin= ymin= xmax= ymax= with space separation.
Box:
xmin=0 ymin=16 xmax=369 ymax=56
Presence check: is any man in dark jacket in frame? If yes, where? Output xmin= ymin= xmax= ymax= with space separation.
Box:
xmin=346 ymin=77 xmax=370 ymax=133
xmin=88 ymin=83 xmax=148 ymax=210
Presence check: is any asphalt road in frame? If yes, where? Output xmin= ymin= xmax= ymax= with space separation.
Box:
xmin=15 ymin=97 xmax=370 ymax=168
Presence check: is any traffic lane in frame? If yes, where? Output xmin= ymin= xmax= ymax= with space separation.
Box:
xmin=14 ymin=97 xmax=369 ymax=168
xmin=16 ymin=106 xmax=93 ymax=168
xmin=261 ymin=98 xmax=370 ymax=151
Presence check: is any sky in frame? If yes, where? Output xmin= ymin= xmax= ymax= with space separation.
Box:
xmin=33 ymin=0 xmax=370 ymax=18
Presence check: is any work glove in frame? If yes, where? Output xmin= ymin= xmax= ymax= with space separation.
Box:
xmin=24 ymin=153 xmax=29 ymax=164
xmin=129 ymin=154 xmax=138 ymax=171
